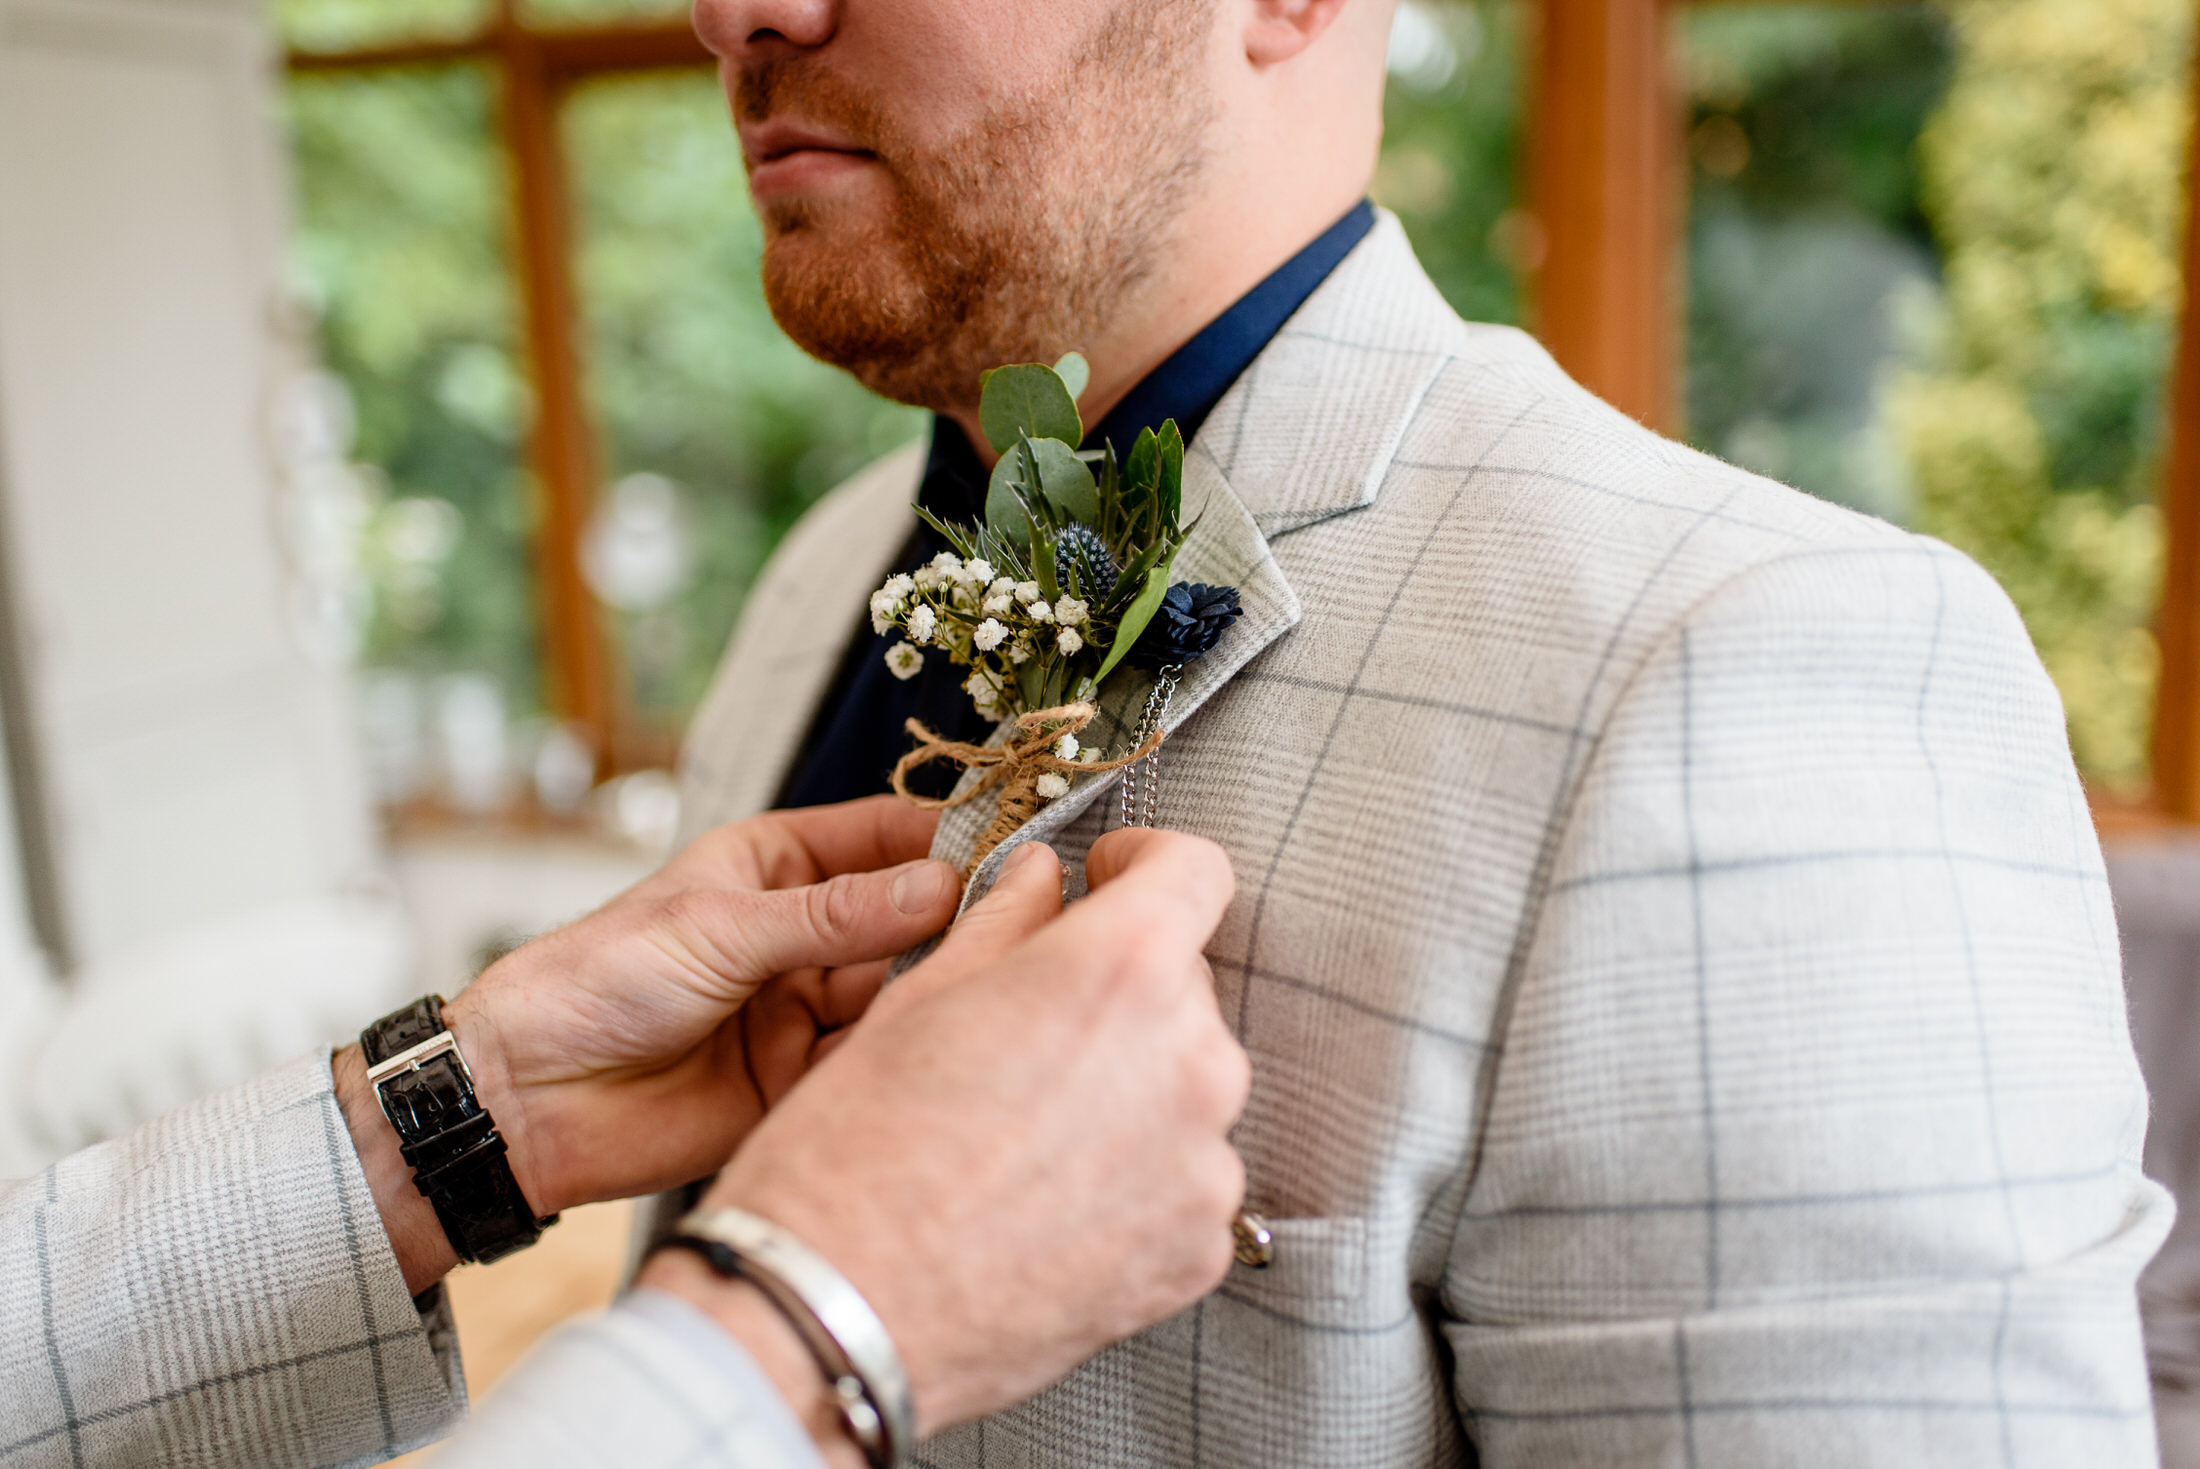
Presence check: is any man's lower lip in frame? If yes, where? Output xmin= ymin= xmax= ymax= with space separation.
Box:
xmin=748 ymin=149 xmax=874 ymax=197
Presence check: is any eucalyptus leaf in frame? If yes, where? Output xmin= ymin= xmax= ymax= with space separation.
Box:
xmin=985 ymin=456 xmax=1034 ymax=550
xmin=979 ymin=363 xmax=1083 ymax=454
xmin=1031 ymin=439 xmax=1099 ymax=524
xmin=1094 ymin=555 xmax=1178 ymax=686
xmin=1053 ymin=351 xmax=1090 ymax=401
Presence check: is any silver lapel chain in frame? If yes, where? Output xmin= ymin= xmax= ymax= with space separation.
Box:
xmin=1109 ymin=661 xmax=1274 ymax=1268
xmin=1119 ymin=665 xmax=1182 ymax=829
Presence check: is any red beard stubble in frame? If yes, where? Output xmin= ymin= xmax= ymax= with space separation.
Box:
xmin=737 ymin=6 xmax=1215 ymax=416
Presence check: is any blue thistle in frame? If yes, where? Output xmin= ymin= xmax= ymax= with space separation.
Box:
xmin=1051 ymin=524 xmax=1120 ymax=596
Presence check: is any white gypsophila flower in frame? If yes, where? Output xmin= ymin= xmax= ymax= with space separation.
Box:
xmin=1053 ymin=733 xmax=1079 ymax=761
xmin=884 ymin=642 xmax=924 ymax=680
xmin=1007 ymin=639 xmax=1033 ymax=665
xmin=882 ymin=573 xmax=915 ymax=599
xmin=1025 ymin=601 xmax=1055 ymax=623
xmin=1054 ymin=596 xmax=1088 ymax=626
xmin=913 ymin=566 xmax=939 ymax=590
xmin=1014 ymin=580 xmax=1042 ymax=602
xmin=1057 ymin=627 xmax=1084 ymax=656
xmin=929 ymin=551 xmax=963 ymax=578
xmin=983 ymin=593 xmax=1014 ymax=616
xmin=989 ymin=576 xmax=1017 ymax=597
xmin=906 ymin=604 xmax=938 ymax=644
xmin=869 ymin=591 xmax=899 ymax=636
xmin=965 ymin=559 xmax=995 ymax=585
xmin=1034 ymin=772 xmax=1071 ymax=801
xmin=964 ymin=670 xmax=1005 ymax=718
xmin=973 ymin=618 xmax=1009 ymax=652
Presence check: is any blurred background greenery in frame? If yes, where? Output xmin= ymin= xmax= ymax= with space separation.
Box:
xmin=279 ymin=0 xmax=2193 ymax=803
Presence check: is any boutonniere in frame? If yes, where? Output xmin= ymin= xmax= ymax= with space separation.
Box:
xmin=869 ymin=353 xmax=1240 ymax=867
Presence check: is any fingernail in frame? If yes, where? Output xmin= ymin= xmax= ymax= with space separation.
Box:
xmin=1002 ymin=842 xmax=1050 ymax=877
xmin=893 ymin=860 xmax=958 ymax=914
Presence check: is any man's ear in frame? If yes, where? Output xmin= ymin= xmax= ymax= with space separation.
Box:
xmin=1242 ymin=0 xmax=1357 ymax=66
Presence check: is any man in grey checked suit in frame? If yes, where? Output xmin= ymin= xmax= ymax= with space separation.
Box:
xmin=676 ymin=0 xmax=2174 ymax=1462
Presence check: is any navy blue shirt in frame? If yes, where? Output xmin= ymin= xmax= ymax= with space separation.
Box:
xmin=777 ymin=199 xmax=1375 ymax=810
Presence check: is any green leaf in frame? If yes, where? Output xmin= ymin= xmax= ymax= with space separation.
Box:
xmin=979 ymin=363 xmax=1083 ymax=454
xmin=989 ymin=434 xmax=1099 ymax=528
xmin=1094 ymin=555 xmax=1178 ymax=686
xmin=1053 ymin=351 xmax=1090 ymax=401
xmin=1016 ymin=656 xmax=1044 ymax=710
xmin=985 ymin=455 xmax=1034 ymax=549
xmin=914 ymin=503 xmax=982 ymax=557
xmin=1095 ymin=446 xmax=1122 ymax=543
xmin=1033 ymin=533 xmax=1061 ymax=602
xmin=1156 ymin=420 xmax=1185 ymax=526
xmin=1107 ymin=537 xmax=1167 ymax=607
xmin=1031 ymin=440 xmax=1099 ymax=524
xmin=1126 ymin=426 xmax=1160 ymax=499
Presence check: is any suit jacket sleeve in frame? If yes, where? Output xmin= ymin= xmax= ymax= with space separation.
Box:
xmin=426 ymin=1290 xmax=827 ymax=1469
xmin=1441 ymin=536 xmax=2172 ymax=1465
xmin=0 ymin=1051 xmax=465 ymax=1467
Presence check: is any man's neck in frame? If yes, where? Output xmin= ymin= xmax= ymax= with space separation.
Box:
xmin=943 ymin=178 xmax=1370 ymax=468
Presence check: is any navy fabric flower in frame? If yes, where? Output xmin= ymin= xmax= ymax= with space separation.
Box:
xmin=1128 ymin=582 xmax=1242 ymax=670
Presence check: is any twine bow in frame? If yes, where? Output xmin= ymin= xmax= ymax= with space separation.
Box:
xmin=890 ymin=702 xmax=1164 ymax=873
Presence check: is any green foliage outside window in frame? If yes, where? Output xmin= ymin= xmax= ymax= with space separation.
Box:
xmin=282 ymin=0 xmax=2192 ymax=795
xmin=564 ymin=75 xmax=922 ymax=727
xmin=1893 ymin=0 xmax=2192 ymax=791
xmin=1374 ymin=0 xmax=1525 ymax=326
xmin=1680 ymin=6 xmax=1952 ymax=525
xmin=286 ymin=67 xmax=543 ymax=708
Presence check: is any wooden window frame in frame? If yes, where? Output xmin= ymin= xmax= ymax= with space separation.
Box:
xmin=289 ymin=1 xmax=712 ymax=782
xmin=291 ymin=0 xmax=2200 ymax=824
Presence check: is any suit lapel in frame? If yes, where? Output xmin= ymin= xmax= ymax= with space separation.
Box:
xmin=676 ymin=442 xmax=924 ymax=840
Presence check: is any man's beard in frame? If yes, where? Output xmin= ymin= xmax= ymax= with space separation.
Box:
xmin=739 ymin=2 xmax=1215 ymax=414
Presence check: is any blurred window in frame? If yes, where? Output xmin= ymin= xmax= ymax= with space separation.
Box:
xmin=522 ymin=0 xmax=689 ymax=25
xmin=1675 ymin=1 xmax=2192 ymax=799
xmin=279 ymin=5 xmax=914 ymax=822
xmin=279 ymin=0 xmax=2200 ymax=822
xmin=1376 ymin=1 xmax=1529 ymax=325
xmin=286 ymin=65 xmax=540 ymax=731
xmin=1679 ymin=5 xmax=1949 ymax=525
xmin=280 ymin=0 xmax=491 ymax=55
xmin=564 ymin=74 xmax=921 ymax=761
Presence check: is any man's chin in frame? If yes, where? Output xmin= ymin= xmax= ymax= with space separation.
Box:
xmin=761 ymin=239 xmax=969 ymax=411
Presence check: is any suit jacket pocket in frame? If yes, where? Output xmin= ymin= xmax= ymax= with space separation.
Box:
xmin=1225 ymin=1215 xmax=1371 ymax=1305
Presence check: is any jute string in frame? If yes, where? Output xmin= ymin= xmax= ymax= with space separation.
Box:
xmin=890 ymin=702 xmax=1164 ymax=873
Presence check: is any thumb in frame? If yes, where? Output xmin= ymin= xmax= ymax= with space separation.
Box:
xmin=703 ymin=857 xmax=961 ymax=981
xmin=888 ymin=842 xmax=1063 ymax=1006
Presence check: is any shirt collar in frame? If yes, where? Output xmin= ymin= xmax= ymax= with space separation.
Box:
xmin=920 ymin=198 xmax=1376 ymax=524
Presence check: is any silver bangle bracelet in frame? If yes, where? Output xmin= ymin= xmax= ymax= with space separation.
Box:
xmin=664 ymin=1206 xmax=914 ymax=1469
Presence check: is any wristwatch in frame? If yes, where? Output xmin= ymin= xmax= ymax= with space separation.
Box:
xmin=360 ymin=995 xmax=555 ymax=1264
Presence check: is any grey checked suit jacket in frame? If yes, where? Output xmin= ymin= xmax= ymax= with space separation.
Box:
xmin=672 ymin=212 xmax=2173 ymax=1467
